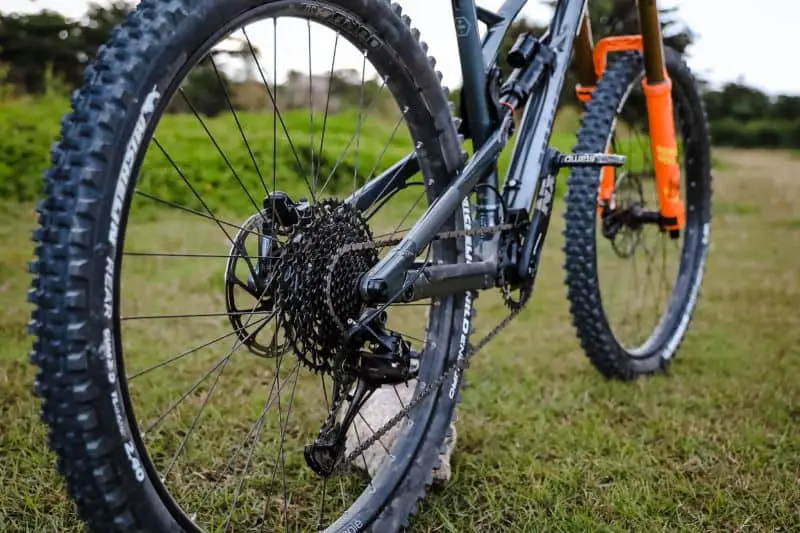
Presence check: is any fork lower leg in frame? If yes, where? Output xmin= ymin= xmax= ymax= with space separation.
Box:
xmin=637 ymin=0 xmax=685 ymax=231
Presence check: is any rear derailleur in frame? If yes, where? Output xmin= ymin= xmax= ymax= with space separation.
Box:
xmin=304 ymin=308 xmax=419 ymax=478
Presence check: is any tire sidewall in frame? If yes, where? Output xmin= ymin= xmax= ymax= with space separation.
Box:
xmin=80 ymin=1 xmax=466 ymax=531
xmin=570 ymin=48 xmax=711 ymax=376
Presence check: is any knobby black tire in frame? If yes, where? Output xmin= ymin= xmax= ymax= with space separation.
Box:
xmin=28 ymin=0 xmax=471 ymax=531
xmin=563 ymin=49 xmax=712 ymax=380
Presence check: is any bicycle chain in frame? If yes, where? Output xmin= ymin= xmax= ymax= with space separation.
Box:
xmin=324 ymin=221 xmax=532 ymax=471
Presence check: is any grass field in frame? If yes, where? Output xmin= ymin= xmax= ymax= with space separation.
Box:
xmin=1 ymin=124 xmax=800 ymax=532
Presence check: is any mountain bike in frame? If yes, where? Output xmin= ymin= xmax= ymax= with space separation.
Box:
xmin=28 ymin=0 xmax=711 ymax=530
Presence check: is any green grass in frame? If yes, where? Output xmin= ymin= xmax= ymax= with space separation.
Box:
xmin=0 ymin=96 xmax=66 ymax=201
xmin=2 ymin=103 xmax=800 ymax=533
xmin=0 ymin=96 xmax=579 ymax=208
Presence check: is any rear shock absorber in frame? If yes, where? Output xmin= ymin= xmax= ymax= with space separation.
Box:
xmin=497 ymin=32 xmax=556 ymax=120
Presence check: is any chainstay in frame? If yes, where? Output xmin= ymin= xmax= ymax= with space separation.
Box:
xmin=328 ymin=222 xmax=529 ymax=470
xmin=334 ymin=223 xmax=515 ymax=254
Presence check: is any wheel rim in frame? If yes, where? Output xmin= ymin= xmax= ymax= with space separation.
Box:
xmin=114 ymin=8 xmax=454 ymax=530
xmin=595 ymin=68 xmax=702 ymax=357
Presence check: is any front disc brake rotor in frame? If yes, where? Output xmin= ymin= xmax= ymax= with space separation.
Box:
xmin=607 ymin=172 xmax=645 ymax=258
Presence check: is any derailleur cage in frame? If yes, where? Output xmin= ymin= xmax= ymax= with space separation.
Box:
xmin=304 ymin=308 xmax=419 ymax=477
xmin=344 ymin=308 xmax=419 ymax=386
xmin=304 ymin=378 xmax=372 ymax=478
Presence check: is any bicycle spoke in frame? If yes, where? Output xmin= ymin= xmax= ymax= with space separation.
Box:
xmin=121 ymin=310 xmax=273 ymax=321
xmin=149 ymin=141 xmax=236 ymax=245
xmin=637 ymin=129 xmax=653 ymax=169
xmin=353 ymin=52 xmax=367 ymax=196
xmin=391 ymin=190 xmax=426 ymax=237
xmin=606 ymin=249 xmax=627 ymax=318
xmin=147 ymin=142 xmax=258 ymax=278
xmin=222 ymin=362 xmax=299 ymax=529
xmin=248 ymin=311 xmax=272 ymax=339
xmin=161 ymin=350 xmax=233 ymax=480
xmin=372 ymin=226 xmax=412 ymax=240
xmin=133 ymin=190 xmax=261 ymax=240
xmin=356 ymin=412 xmax=391 ymax=455
xmin=390 ymin=330 xmax=427 ymax=345
xmin=278 ymin=369 xmax=300 ymax=531
xmin=195 ymin=354 xmax=283 ymax=515
xmin=392 ymin=385 xmax=407 ymax=409
xmin=258 ymin=342 xmax=287 ymax=533
xmin=159 ymin=271 xmax=281 ymax=481
xmin=124 ymin=251 xmax=275 ymax=259
xmin=317 ymin=479 xmax=329 ymax=531
xmin=365 ymin=115 xmax=405 ymax=184
xmin=128 ymin=314 xmax=271 ymax=381
xmin=242 ymin=26 xmax=314 ymax=202
xmin=141 ymin=353 xmax=231 ymax=435
xmin=661 ymin=234 xmax=677 ymax=305
xmin=661 ymin=236 xmax=674 ymax=295
xmin=317 ymin=79 xmax=388 ymax=197
xmin=272 ymin=20 xmax=278 ymax=219
xmin=631 ymin=245 xmax=642 ymax=341
xmin=350 ymin=420 xmax=371 ymax=473
xmin=656 ymin=233 xmax=667 ymax=318
xmin=641 ymin=231 xmax=660 ymax=335
xmin=256 ymin=362 xmax=301 ymax=531
xmin=208 ymin=54 xmax=269 ymax=196
xmin=338 ymin=480 xmax=347 ymax=518
xmin=321 ymin=373 xmax=330 ymax=409
xmin=178 ymin=88 xmax=266 ymax=221
xmin=316 ymin=32 xmax=340 ymax=189
xmin=359 ymin=116 xmax=409 ymax=218
xmin=308 ymin=20 xmax=315 ymax=191
xmin=142 ymin=278 xmax=274 ymax=436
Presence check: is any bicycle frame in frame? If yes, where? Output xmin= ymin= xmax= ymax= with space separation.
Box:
xmin=347 ymin=0 xmax=675 ymax=306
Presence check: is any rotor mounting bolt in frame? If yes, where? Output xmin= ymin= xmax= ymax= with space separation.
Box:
xmin=402 ymin=286 xmax=414 ymax=302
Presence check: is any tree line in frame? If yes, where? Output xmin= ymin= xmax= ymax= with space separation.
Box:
xmin=704 ymin=84 xmax=800 ymax=149
xmin=2 ymin=1 xmax=798 ymax=148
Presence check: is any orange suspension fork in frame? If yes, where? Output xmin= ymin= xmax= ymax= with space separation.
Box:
xmin=572 ymin=1 xmax=685 ymax=230
xmin=573 ymin=13 xmax=616 ymax=214
xmin=637 ymin=0 xmax=684 ymax=231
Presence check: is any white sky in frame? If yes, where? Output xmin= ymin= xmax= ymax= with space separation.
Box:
xmin=6 ymin=0 xmax=800 ymax=95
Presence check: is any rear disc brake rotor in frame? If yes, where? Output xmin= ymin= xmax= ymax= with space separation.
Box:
xmin=224 ymin=211 xmax=289 ymax=357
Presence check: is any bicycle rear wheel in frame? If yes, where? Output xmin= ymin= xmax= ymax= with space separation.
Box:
xmin=28 ymin=1 xmax=471 ymax=531
xmin=563 ymin=49 xmax=712 ymax=379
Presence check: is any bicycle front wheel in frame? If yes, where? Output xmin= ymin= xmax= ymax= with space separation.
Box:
xmin=563 ymin=48 xmax=712 ymax=379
